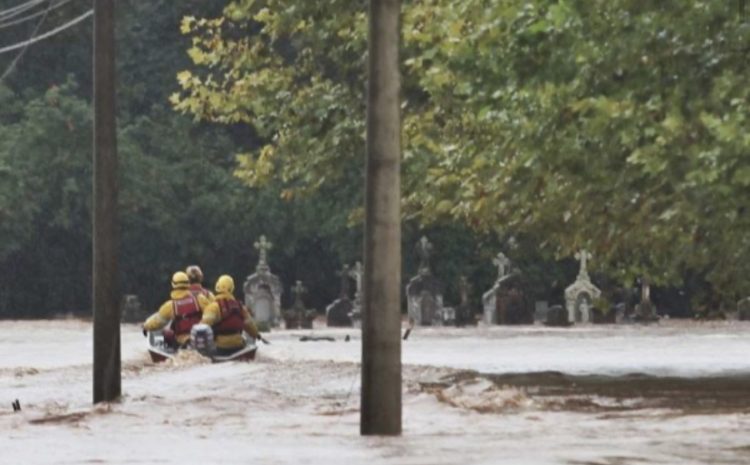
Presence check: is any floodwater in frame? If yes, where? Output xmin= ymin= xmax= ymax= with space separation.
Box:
xmin=1 ymin=319 xmax=749 ymax=464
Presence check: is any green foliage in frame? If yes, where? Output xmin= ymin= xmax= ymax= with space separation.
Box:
xmin=174 ymin=0 xmax=750 ymax=302
xmin=0 ymin=77 xmax=365 ymax=315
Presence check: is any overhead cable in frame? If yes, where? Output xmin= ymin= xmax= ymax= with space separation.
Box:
xmin=0 ymin=0 xmax=47 ymax=21
xmin=0 ymin=8 xmax=91 ymax=56
xmin=0 ymin=0 xmax=50 ymax=83
xmin=0 ymin=0 xmax=72 ymax=30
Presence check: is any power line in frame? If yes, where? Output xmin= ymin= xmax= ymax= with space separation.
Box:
xmin=0 ymin=0 xmax=50 ymax=83
xmin=0 ymin=0 xmax=47 ymax=21
xmin=0 ymin=0 xmax=73 ymax=30
xmin=0 ymin=8 xmax=92 ymax=56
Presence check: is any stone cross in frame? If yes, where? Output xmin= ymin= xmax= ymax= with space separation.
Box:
xmin=416 ymin=236 xmax=433 ymax=274
xmin=292 ymin=280 xmax=307 ymax=309
xmin=254 ymin=235 xmax=273 ymax=272
xmin=349 ymin=261 xmax=363 ymax=302
xmin=492 ymin=252 xmax=511 ymax=281
xmin=575 ymin=249 xmax=591 ymax=280
xmin=337 ymin=264 xmax=351 ymax=299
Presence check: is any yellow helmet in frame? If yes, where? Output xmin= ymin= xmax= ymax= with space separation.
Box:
xmin=171 ymin=271 xmax=190 ymax=289
xmin=185 ymin=265 xmax=204 ymax=283
xmin=215 ymin=274 xmax=235 ymax=294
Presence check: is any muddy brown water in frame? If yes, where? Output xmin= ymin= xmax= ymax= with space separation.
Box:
xmin=434 ymin=370 xmax=750 ymax=414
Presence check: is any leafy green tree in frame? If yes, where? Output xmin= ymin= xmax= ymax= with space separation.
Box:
xmin=174 ymin=0 xmax=750 ymax=303
xmin=0 ymin=78 xmax=368 ymax=316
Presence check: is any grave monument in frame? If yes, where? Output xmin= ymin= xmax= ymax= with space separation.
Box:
xmin=564 ymin=249 xmax=601 ymax=324
xmin=243 ymin=235 xmax=283 ymax=329
xmin=406 ymin=237 xmax=445 ymax=326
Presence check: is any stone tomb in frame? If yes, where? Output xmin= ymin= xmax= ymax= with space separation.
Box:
xmin=454 ymin=276 xmax=476 ymax=327
xmin=406 ymin=237 xmax=445 ymax=326
xmin=243 ymin=235 xmax=283 ymax=328
xmin=564 ymin=250 xmax=601 ymax=324
xmin=483 ymin=252 xmax=533 ymax=325
xmin=283 ymin=280 xmax=316 ymax=329
xmin=325 ymin=264 xmax=354 ymax=327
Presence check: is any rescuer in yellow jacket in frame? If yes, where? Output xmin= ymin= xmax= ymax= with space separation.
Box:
xmin=143 ymin=271 xmax=211 ymax=347
xmin=200 ymin=274 xmax=261 ymax=353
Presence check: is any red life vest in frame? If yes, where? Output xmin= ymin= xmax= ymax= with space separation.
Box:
xmin=171 ymin=294 xmax=202 ymax=335
xmin=213 ymin=298 xmax=245 ymax=335
xmin=189 ymin=283 xmax=211 ymax=299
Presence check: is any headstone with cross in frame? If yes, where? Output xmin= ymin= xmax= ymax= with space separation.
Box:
xmin=492 ymin=252 xmax=511 ymax=282
xmin=564 ymin=249 xmax=601 ymax=323
xmin=406 ymin=237 xmax=445 ymax=325
xmin=284 ymin=280 xmax=313 ymax=329
xmin=254 ymin=235 xmax=272 ymax=272
xmin=243 ymin=234 xmax=283 ymax=329
xmin=326 ymin=264 xmax=354 ymax=327
xmin=483 ymin=252 xmax=532 ymax=325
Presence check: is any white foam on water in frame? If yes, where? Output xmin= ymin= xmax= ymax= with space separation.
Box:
xmin=0 ymin=320 xmax=749 ymax=464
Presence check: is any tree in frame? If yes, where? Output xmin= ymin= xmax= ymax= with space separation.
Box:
xmin=173 ymin=0 xmax=750 ymax=303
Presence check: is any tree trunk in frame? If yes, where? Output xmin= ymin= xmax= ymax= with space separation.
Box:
xmin=93 ymin=0 xmax=121 ymax=404
xmin=361 ymin=0 xmax=402 ymax=436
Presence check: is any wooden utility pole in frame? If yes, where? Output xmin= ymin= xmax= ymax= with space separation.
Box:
xmin=361 ymin=0 xmax=402 ymax=436
xmin=92 ymin=0 xmax=121 ymax=404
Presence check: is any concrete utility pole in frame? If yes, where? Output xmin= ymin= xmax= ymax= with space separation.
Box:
xmin=361 ymin=0 xmax=402 ymax=436
xmin=92 ymin=0 xmax=121 ymax=404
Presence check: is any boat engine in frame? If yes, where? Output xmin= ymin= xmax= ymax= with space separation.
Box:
xmin=190 ymin=323 xmax=215 ymax=355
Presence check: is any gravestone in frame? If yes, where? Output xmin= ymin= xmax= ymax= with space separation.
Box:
xmin=545 ymin=304 xmax=572 ymax=327
xmin=610 ymin=286 xmax=638 ymax=323
xmin=737 ymin=297 xmax=750 ymax=321
xmin=348 ymin=261 xmax=363 ymax=328
xmin=564 ymin=249 xmax=601 ymax=324
xmin=483 ymin=252 xmax=533 ymax=325
xmin=454 ymin=276 xmax=476 ymax=327
xmin=284 ymin=280 xmax=316 ymax=329
xmin=534 ymin=301 xmax=550 ymax=323
xmin=326 ymin=264 xmax=354 ymax=327
xmin=121 ymin=294 xmax=144 ymax=322
xmin=243 ymin=235 xmax=283 ymax=329
xmin=634 ymin=278 xmax=659 ymax=322
xmin=406 ymin=237 xmax=445 ymax=326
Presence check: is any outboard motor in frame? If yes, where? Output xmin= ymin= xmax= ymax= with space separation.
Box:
xmin=190 ymin=323 xmax=215 ymax=355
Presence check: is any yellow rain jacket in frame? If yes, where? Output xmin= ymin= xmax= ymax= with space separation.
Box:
xmin=200 ymin=292 xmax=260 ymax=350
xmin=143 ymin=289 xmax=210 ymax=345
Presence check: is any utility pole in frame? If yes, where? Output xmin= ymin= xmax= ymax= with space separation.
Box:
xmin=92 ymin=0 xmax=121 ymax=404
xmin=361 ymin=0 xmax=402 ymax=435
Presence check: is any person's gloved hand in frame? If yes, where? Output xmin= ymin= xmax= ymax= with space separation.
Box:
xmin=142 ymin=326 xmax=147 ymax=337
